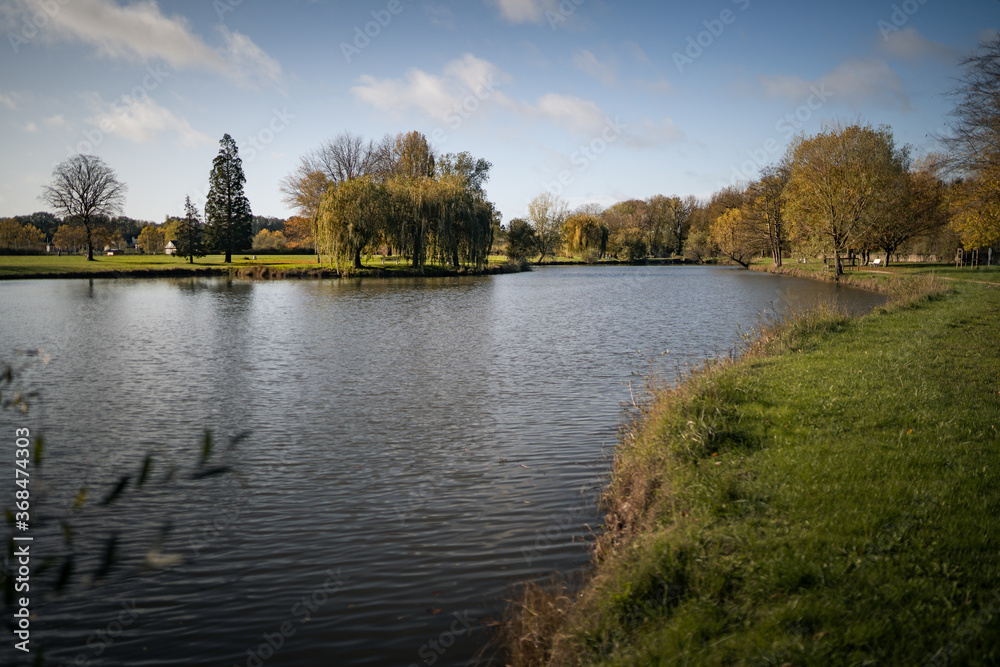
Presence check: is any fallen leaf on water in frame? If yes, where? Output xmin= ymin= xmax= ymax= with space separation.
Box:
xmin=428 ymin=608 xmax=443 ymax=615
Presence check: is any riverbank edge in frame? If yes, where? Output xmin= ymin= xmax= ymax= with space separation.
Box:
xmin=0 ymin=260 xmax=530 ymax=281
xmin=498 ymin=273 xmax=1000 ymax=665
xmin=747 ymin=262 xmax=893 ymax=292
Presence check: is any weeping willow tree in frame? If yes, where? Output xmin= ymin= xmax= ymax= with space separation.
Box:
xmin=315 ymin=130 xmax=497 ymax=273
xmin=316 ymin=176 xmax=388 ymax=272
xmin=385 ymin=175 xmax=436 ymax=269
xmin=429 ymin=175 xmax=495 ymax=269
xmin=561 ymin=212 xmax=608 ymax=255
xmin=384 ymin=175 xmax=495 ymax=271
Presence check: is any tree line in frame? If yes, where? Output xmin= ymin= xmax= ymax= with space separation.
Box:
xmin=2 ymin=134 xmax=252 ymax=263
xmin=8 ymin=35 xmax=998 ymax=273
xmin=506 ymin=127 xmax=956 ymax=280
xmin=506 ymin=35 xmax=1000 ymax=278
xmin=9 ymin=130 xmax=499 ymax=273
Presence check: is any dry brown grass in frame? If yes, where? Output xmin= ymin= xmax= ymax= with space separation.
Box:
xmin=491 ymin=579 xmax=577 ymax=667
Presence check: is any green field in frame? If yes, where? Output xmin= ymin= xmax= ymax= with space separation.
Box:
xmin=751 ymin=257 xmax=1000 ymax=286
xmin=505 ymin=277 xmax=1000 ymax=665
xmin=0 ymin=253 xmax=520 ymax=278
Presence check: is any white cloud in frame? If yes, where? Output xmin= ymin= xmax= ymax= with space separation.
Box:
xmin=881 ymin=27 xmax=957 ymax=62
xmin=15 ymin=0 xmax=282 ymax=87
xmin=623 ymin=40 xmax=648 ymax=64
xmin=44 ymin=114 xmax=71 ymax=130
xmin=760 ymin=58 xmax=910 ymax=111
xmin=353 ymin=54 xmax=685 ymax=146
xmin=527 ymin=93 xmax=607 ymax=134
xmin=490 ymin=0 xmax=548 ymax=23
xmin=424 ymin=4 xmax=455 ymax=29
xmin=445 ymin=53 xmax=510 ymax=96
xmin=351 ymin=53 xmax=512 ymax=120
xmin=638 ymin=77 xmax=674 ymax=95
xmin=624 ymin=117 xmax=685 ymax=148
xmin=573 ymin=50 xmax=616 ymax=86
xmin=218 ymin=26 xmax=283 ymax=88
xmin=89 ymin=95 xmax=213 ymax=147
xmin=518 ymin=40 xmax=550 ymax=67
xmin=21 ymin=121 xmax=38 ymax=132
xmin=0 ymin=91 xmax=20 ymax=110
xmin=489 ymin=0 xmax=585 ymax=26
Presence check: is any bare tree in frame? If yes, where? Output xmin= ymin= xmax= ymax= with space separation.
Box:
xmin=301 ymin=132 xmax=385 ymax=185
xmin=279 ymin=166 xmax=331 ymax=263
xmin=41 ymin=154 xmax=127 ymax=260
xmin=527 ymin=192 xmax=568 ymax=263
xmin=938 ymin=35 xmax=1000 ymax=176
xmin=937 ymin=35 xmax=1000 ymax=251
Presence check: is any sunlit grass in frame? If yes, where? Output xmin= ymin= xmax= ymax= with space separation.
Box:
xmin=751 ymin=256 xmax=1000 ymax=285
xmin=0 ymin=252 xmax=520 ymax=278
xmin=503 ymin=278 xmax=1000 ymax=665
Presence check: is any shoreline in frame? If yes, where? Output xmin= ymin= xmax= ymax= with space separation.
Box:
xmin=501 ymin=273 xmax=1000 ymax=665
xmin=0 ymin=260 xmax=531 ymax=281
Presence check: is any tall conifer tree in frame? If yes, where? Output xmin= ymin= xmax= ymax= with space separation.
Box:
xmin=175 ymin=196 xmax=206 ymax=264
xmin=205 ymin=134 xmax=252 ymax=263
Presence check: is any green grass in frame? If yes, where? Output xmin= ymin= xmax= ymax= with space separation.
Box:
xmin=0 ymin=253 xmax=516 ymax=278
xmin=751 ymin=257 xmax=1000 ymax=286
xmin=504 ymin=279 xmax=1000 ymax=666
xmin=876 ymin=262 xmax=1000 ymax=284
xmin=0 ymin=253 xmax=307 ymax=277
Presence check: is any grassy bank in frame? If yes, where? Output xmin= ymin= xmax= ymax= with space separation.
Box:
xmin=750 ymin=257 xmax=1000 ymax=288
xmin=503 ymin=276 xmax=1000 ymax=665
xmin=0 ymin=254 xmax=527 ymax=280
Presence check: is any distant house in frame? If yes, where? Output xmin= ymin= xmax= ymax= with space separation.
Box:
xmin=164 ymin=240 xmax=178 ymax=256
xmin=104 ymin=246 xmax=121 ymax=256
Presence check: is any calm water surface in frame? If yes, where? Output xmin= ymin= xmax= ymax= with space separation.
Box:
xmin=0 ymin=266 xmax=885 ymax=666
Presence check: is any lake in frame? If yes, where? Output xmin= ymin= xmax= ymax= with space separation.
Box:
xmin=0 ymin=266 xmax=885 ymax=666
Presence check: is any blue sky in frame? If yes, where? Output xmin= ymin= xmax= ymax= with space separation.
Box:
xmin=0 ymin=0 xmax=995 ymax=223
